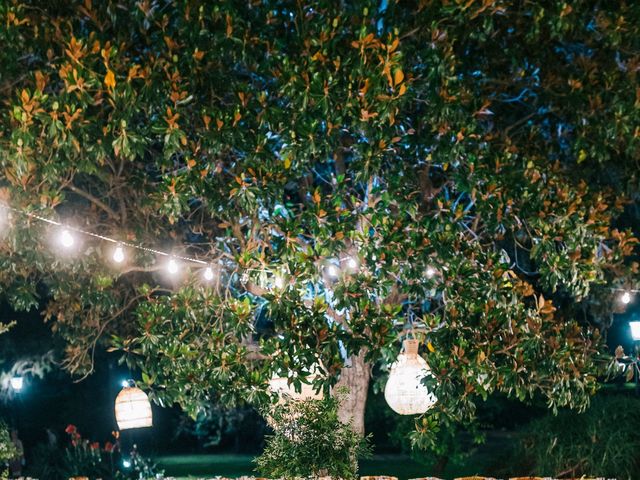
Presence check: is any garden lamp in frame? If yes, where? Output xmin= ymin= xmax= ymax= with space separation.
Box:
xmin=115 ymin=380 xmax=153 ymax=430
xmin=384 ymin=339 xmax=437 ymax=415
xmin=9 ymin=376 xmax=23 ymax=392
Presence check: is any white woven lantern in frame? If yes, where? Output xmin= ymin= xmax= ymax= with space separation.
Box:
xmin=268 ymin=370 xmax=323 ymax=403
xmin=115 ymin=384 xmax=153 ymax=430
xmin=384 ymin=339 xmax=437 ymax=415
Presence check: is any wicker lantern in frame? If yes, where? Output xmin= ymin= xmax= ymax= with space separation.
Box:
xmin=268 ymin=369 xmax=323 ymax=403
xmin=384 ymin=339 xmax=437 ymax=415
xmin=115 ymin=383 xmax=153 ymax=430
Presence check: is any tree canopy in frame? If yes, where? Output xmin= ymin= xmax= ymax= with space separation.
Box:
xmin=0 ymin=0 xmax=638 ymax=447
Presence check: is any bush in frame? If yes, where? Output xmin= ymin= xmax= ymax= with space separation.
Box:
xmin=512 ymin=394 xmax=640 ymax=479
xmin=255 ymin=390 xmax=372 ymax=480
xmin=0 ymin=421 xmax=18 ymax=478
xmin=28 ymin=425 xmax=160 ymax=480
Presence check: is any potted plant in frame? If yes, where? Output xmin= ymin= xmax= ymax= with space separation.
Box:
xmin=255 ymin=388 xmax=372 ymax=479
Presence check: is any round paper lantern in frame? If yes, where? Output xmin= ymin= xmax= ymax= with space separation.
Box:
xmin=115 ymin=384 xmax=153 ymax=430
xmin=384 ymin=339 xmax=437 ymax=415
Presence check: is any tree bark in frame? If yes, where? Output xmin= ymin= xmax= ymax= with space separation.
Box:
xmin=335 ymin=350 xmax=371 ymax=436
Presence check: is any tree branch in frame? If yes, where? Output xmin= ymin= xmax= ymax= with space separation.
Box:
xmin=66 ymin=184 xmax=120 ymax=221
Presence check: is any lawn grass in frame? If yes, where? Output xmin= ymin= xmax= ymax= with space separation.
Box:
xmin=155 ymin=452 xmax=497 ymax=479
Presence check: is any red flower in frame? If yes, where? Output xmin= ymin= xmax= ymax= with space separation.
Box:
xmin=104 ymin=441 xmax=114 ymax=453
xmin=90 ymin=442 xmax=99 ymax=450
xmin=65 ymin=424 xmax=77 ymax=434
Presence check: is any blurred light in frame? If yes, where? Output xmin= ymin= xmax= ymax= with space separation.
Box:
xmin=121 ymin=379 xmax=130 ymax=388
xmin=345 ymin=256 xmax=359 ymax=272
xmin=10 ymin=376 xmax=23 ymax=391
xmin=203 ymin=266 xmax=215 ymax=282
xmin=425 ymin=266 xmax=437 ymax=279
xmin=166 ymin=258 xmax=179 ymax=275
xmin=112 ymin=245 xmax=125 ymax=264
xmin=122 ymin=459 xmax=131 ymax=469
xmin=621 ymin=291 xmax=632 ymax=305
xmin=325 ymin=264 xmax=340 ymax=279
xmin=630 ymin=321 xmax=640 ymax=341
xmin=58 ymin=228 xmax=75 ymax=248
xmin=274 ymin=274 xmax=285 ymax=289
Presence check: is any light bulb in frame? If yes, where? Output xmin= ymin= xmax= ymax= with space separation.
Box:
xmin=425 ymin=266 xmax=437 ymax=278
xmin=325 ymin=264 xmax=340 ymax=279
xmin=112 ymin=245 xmax=125 ymax=264
xmin=59 ymin=229 xmax=75 ymax=248
xmin=203 ymin=266 xmax=215 ymax=281
xmin=621 ymin=291 xmax=632 ymax=305
xmin=167 ymin=258 xmax=179 ymax=275
xmin=274 ymin=274 xmax=285 ymax=289
xmin=345 ymin=256 xmax=359 ymax=272
xmin=10 ymin=376 xmax=23 ymax=391
xmin=122 ymin=459 xmax=131 ymax=469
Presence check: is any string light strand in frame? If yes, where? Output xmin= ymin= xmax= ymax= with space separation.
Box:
xmin=2 ymin=204 xmax=208 ymax=266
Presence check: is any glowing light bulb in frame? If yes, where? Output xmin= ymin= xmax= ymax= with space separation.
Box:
xmin=112 ymin=245 xmax=125 ymax=264
xmin=59 ymin=229 xmax=75 ymax=248
xmin=621 ymin=291 xmax=632 ymax=305
xmin=274 ymin=274 xmax=285 ymax=289
xmin=345 ymin=256 xmax=359 ymax=272
xmin=122 ymin=459 xmax=131 ymax=468
xmin=425 ymin=266 xmax=437 ymax=278
xmin=325 ymin=264 xmax=340 ymax=279
xmin=167 ymin=258 xmax=179 ymax=275
xmin=203 ymin=266 xmax=215 ymax=281
xmin=10 ymin=376 xmax=23 ymax=391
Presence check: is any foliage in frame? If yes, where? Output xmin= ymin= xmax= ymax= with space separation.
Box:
xmin=0 ymin=421 xmax=17 ymax=477
xmin=59 ymin=425 xmax=120 ymax=479
xmin=508 ymin=394 xmax=640 ymax=479
xmin=39 ymin=424 xmax=161 ymax=480
xmin=27 ymin=442 xmax=65 ymax=480
xmin=388 ymin=412 xmax=480 ymax=476
xmin=180 ymin=404 xmax=267 ymax=451
xmin=255 ymin=391 xmax=372 ymax=480
xmin=0 ymin=0 xmax=639 ymax=449
xmin=0 ymin=351 xmax=56 ymax=400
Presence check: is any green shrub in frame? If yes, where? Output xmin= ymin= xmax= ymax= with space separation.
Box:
xmin=28 ymin=425 xmax=160 ymax=480
xmin=513 ymin=394 xmax=640 ymax=479
xmin=0 ymin=421 xmax=18 ymax=478
xmin=255 ymin=390 xmax=372 ymax=480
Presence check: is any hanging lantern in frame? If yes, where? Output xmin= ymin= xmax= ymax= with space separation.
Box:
xmin=268 ymin=368 xmax=323 ymax=403
xmin=384 ymin=339 xmax=437 ymax=415
xmin=115 ymin=382 xmax=153 ymax=430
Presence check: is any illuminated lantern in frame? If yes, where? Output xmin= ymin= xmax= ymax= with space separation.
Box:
xmin=384 ymin=339 xmax=437 ymax=415
xmin=268 ymin=369 xmax=323 ymax=403
xmin=115 ymin=384 xmax=153 ymax=430
xmin=10 ymin=376 xmax=23 ymax=391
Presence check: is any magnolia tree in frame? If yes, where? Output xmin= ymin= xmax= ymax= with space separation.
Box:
xmin=0 ymin=0 xmax=638 ymax=447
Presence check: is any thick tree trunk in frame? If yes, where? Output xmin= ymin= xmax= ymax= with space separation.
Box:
xmin=335 ymin=350 xmax=371 ymax=436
